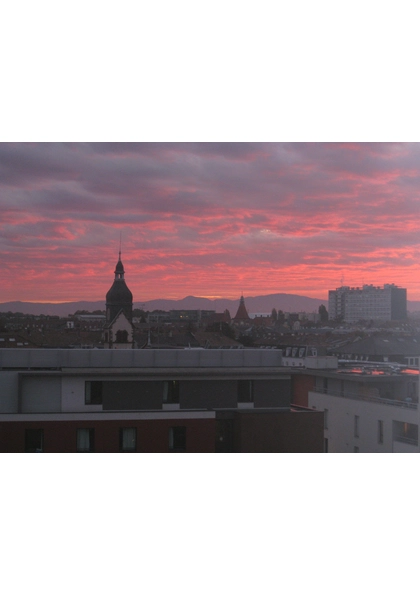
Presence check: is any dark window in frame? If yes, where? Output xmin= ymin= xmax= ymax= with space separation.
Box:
xmin=393 ymin=421 xmax=418 ymax=445
xmin=169 ymin=426 xmax=186 ymax=452
xmin=116 ymin=330 xmax=128 ymax=343
xmin=324 ymin=438 xmax=328 ymax=453
xmin=85 ymin=381 xmax=102 ymax=405
xmin=163 ymin=380 xmax=180 ymax=404
xmin=378 ymin=420 xmax=384 ymax=444
xmin=120 ymin=427 xmax=137 ymax=452
xmin=354 ymin=415 xmax=360 ymax=438
xmin=215 ymin=419 xmax=234 ymax=453
xmin=77 ymin=428 xmax=95 ymax=452
xmin=237 ymin=380 xmax=253 ymax=403
xmin=25 ymin=429 xmax=44 ymax=452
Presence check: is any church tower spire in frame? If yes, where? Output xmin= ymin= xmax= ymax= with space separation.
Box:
xmin=233 ymin=295 xmax=250 ymax=321
xmin=106 ymin=249 xmax=133 ymax=323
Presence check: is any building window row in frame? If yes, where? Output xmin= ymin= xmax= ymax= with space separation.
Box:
xmin=85 ymin=380 xmax=255 ymax=406
xmin=25 ymin=426 xmax=187 ymax=453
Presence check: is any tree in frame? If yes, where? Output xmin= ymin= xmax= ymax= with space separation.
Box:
xmin=133 ymin=309 xmax=147 ymax=323
xmin=319 ymin=304 xmax=329 ymax=322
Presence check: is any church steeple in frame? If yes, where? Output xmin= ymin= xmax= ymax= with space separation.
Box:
xmin=105 ymin=250 xmax=133 ymax=323
xmin=114 ymin=251 xmax=125 ymax=280
xmin=233 ymin=295 xmax=250 ymax=321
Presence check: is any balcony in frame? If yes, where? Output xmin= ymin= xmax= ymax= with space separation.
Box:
xmin=393 ymin=438 xmax=419 ymax=452
xmin=313 ymin=386 xmax=417 ymax=409
xmin=393 ymin=421 xmax=418 ymax=450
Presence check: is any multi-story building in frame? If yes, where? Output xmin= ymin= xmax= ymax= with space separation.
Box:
xmin=292 ymin=362 xmax=419 ymax=452
xmin=328 ymin=284 xmax=407 ymax=323
xmin=0 ymin=348 xmax=323 ymax=453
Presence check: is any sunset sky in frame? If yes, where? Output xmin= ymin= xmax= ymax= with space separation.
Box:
xmin=1 ymin=142 xmax=420 ymax=303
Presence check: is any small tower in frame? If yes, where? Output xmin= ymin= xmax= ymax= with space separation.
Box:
xmin=233 ymin=295 xmax=250 ymax=321
xmin=103 ymin=251 xmax=134 ymax=349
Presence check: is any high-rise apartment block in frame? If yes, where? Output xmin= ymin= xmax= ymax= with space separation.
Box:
xmin=328 ymin=284 xmax=407 ymax=323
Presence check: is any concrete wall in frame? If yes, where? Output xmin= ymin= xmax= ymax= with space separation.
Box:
xmin=21 ymin=377 xmax=61 ymax=413
xmin=0 ymin=348 xmax=283 ymax=369
xmin=0 ymin=372 xmax=19 ymax=412
xmin=309 ymin=390 xmax=420 ymax=453
xmin=61 ymin=376 xmax=103 ymax=412
xmin=305 ymin=357 xmax=338 ymax=370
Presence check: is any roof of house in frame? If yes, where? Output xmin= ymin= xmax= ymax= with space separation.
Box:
xmin=331 ymin=335 xmax=420 ymax=356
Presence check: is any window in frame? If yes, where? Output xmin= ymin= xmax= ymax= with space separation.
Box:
xmin=378 ymin=420 xmax=384 ymax=444
xmin=169 ymin=426 xmax=186 ymax=452
xmin=237 ymin=380 xmax=253 ymax=403
xmin=25 ymin=429 xmax=43 ymax=452
xmin=324 ymin=408 xmax=328 ymax=430
xmin=324 ymin=438 xmax=328 ymax=453
xmin=354 ymin=415 xmax=360 ymax=438
xmin=77 ymin=428 xmax=95 ymax=452
xmin=115 ymin=330 xmax=128 ymax=343
xmin=393 ymin=421 xmax=418 ymax=445
xmin=163 ymin=380 xmax=180 ymax=404
xmin=85 ymin=381 xmax=102 ymax=405
xmin=120 ymin=428 xmax=137 ymax=452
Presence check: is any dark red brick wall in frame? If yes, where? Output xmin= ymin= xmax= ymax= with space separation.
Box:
xmin=0 ymin=409 xmax=324 ymax=452
xmin=0 ymin=418 xmax=216 ymax=453
xmin=233 ymin=410 xmax=324 ymax=452
xmin=291 ymin=373 xmax=316 ymax=407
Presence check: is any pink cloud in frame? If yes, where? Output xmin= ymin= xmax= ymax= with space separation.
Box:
xmin=1 ymin=143 xmax=420 ymax=302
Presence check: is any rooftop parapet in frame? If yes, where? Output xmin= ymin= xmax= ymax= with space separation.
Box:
xmin=0 ymin=348 xmax=283 ymax=370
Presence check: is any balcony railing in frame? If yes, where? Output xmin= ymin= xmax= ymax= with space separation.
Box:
xmin=393 ymin=435 xmax=418 ymax=446
xmin=313 ymin=386 xmax=418 ymax=409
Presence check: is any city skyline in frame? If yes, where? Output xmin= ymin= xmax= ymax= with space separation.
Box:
xmin=1 ymin=142 xmax=420 ymax=303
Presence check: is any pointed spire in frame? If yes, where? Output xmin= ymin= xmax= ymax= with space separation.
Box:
xmin=233 ymin=295 xmax=250 ymax=320
xmin=115 ymin=235 xmax=125 ymax=280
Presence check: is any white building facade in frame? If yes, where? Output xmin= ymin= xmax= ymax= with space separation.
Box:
xmin=328 ymin=284 xmax=407 ymax=323
xmin=308 ymin=366 xmax=419 ymax=452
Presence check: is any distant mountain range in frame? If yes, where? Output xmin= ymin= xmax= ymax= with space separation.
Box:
xmin=1 ymin=294 xmax=419 ymax=316
xmin=1 ymin=293 xmax=327 ymax=316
